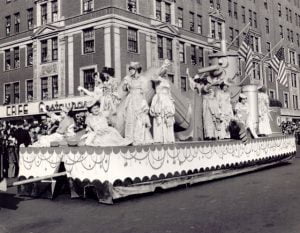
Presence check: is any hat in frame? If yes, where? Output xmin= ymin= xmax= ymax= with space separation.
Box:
xmin=61 ymin=105 xmax=72 ymax=113
xmin=86 ymin=98 xmax=100 ymax=109
xmin=128 ymin=61 xmax=141 ymax=70
xmin=239 ymin=93 xmax=247 ymax=99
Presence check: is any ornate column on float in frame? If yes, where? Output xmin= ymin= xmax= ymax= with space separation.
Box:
xmin=113 ymin=26 xmax=121 ymax=82
xmin=242 ymin=84 xmax=259 ymax=131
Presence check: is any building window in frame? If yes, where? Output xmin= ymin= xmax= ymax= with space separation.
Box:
xmin=286 ymin=7 xmax=289 ymax=21
xmin=83 ymin=28 xmax=95 ymax=54
xmin=216 ymin=0 xmax=221 ymax=10
xmin=26 ymin=80 xmax=33 ymax=102
xmin=52 ymin=38 xmax=58 ymax=61
xmin=264 ymin=0 xmax=268 ymax=10
xmin=266 ymin=42 xmax=271 ymax=54
xmin=128 ymin=0 xmax=137 ymax=13
xmin=14 ymin=13 xmax=20 ymax=33
xmin=83 ymin=69 xmax=95 ymax=91
xmin=27 ymin=8 xmax=34 ymax=30
xmin=41 ymin=3 xmax=47 ymax=25
xmin=229 ymin=27 xmax=234 ymax=42
xmin=27 ymin=44 xmax=33 ymax=66
xmin=4 ymin=84 xmax=11 ymax=105
xmin=210 ymin=0 xmax=214 ymax=8
xmin=278 ymin=3 xmax=282 ymax=17
xmin=41 ymin=77 xmax=48 ymax=100
xmin=297 ymin=33 xmax=300 ymax=47
xmin=289 ymin=50 xmax=296 ymax=65
xmin=235 ymin=29 xmax=239 ymax=46
xmin=293 ymin=95 xmax=299 ymax=109
xmin=5 ymin=16 xmax=11 ymax=36
xmin=217 ymin=22 xmax=222 ymax=39
xmin=253 ymin=12 xmax=257 ymax=28
xmin=289 ymin=9 xmax=292 ymax=22
xmin=4 ymin=49 xmax=11 ymax=70
xmin=189 ymin=12 xmax=195 ymax=31
xmin=13 ymin=47 xmax=20 ymax=69
xmin=197 ymin=15 xmax=202 ymax=34
xmin=191 ymin=45 xmax=197 ymax=65
xmin=181 ymin=77 xmax=187 ymax=91
xmin=280 ymin=25 xmax=283 ymax=38
xmin=253 ymin=62 xmax=260 ymax=80
xmin=269 ymin=90 xmax=275 ymax=99
xmin=13 ymin=82 xmax=19 ymax=103
xmin=156 ymin=0 xmax=162 ymax=20
xmin=157 ymin=36 xmax=163 ymax=59
xmin=52 ymin=75 xmax=58 ymax=99
xmin=284 ymin=93 xmax=289 ymax=108
xmin=52 ymin=0 xmax=58 ymax=22
xmin=249 ymin=10 xmax=252 ymax=26
xmin=211 ymin=20 xmax=216 ymax=38
xmin=265 ymin=18 xmax=269 ymax=33
xmin=166 ymin=38 xmax=173 ymax=61
xmin=267 ymin=66 xmax=273 ymax=82
xmin=241 ymin=6 xmax=245 ymax=23
xmin=198 ymin=47 xmax=204 ymax=67
xmin=178 ymin=8 xmax=183 ymax=27
xmin=233 ymin=2 xmax=238 ymax=19
xmin=291 ymin=30 xmax=294 ymax=43
xmin=165 ymin=2 xmax=171 ymax=23
xmin=291 ymin=73 xmax=297 ymax=87
xmin=41 ymin=40 xmax=48 ymax=63
xmin=179 ymin=42 xmax=185 ymax=63
xmin=83 ymin=0 xmax=93 ymax=13
xmin=228 ymin=0 xmax=232 ymax=17
xmin=168 ymin=74 xmax=174 ymax=83
xmin=127 ymin=28 xmax=138 ymax=53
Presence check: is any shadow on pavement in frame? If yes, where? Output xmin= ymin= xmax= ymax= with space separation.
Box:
xmin=0 ymin=193 xmax=24 ymax=210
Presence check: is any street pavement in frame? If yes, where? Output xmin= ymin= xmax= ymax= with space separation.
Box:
xmin=0 ymin=146 xmax=300 ymax=233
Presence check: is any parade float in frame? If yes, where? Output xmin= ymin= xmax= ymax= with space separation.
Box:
xmin=0 ymin=41 xmax=297 ymax=204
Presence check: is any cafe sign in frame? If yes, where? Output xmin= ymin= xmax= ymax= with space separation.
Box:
xmin=0 ymin=96 xmax=91 ymax=118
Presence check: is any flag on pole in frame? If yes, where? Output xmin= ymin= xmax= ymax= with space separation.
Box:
xmin=238 ymin=32 xmax=253 ymax=77
xmin=270 ymin=47 xmax=287 ymax=86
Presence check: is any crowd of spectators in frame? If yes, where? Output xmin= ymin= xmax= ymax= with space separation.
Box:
xmin=0 ymin=112 xmax=86 ymax=178
xmin=280 ymin=120 xmax=300 ymax=145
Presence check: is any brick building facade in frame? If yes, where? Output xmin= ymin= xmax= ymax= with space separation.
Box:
xmin=0 ymin=0 xmax=299 ymax=120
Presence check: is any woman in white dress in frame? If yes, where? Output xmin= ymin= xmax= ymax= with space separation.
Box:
xmin=216 ymin=82 xmax=234 ymax=139
xmin=150 ymin=60 xmax=175 ymax=143
xmin=234 ymin=93 xmax=258 ymax=138
xmin=82 ymin=99 xmax=131 ymax=147
xmin=258 ymin=86 xmax=272 ymax=136
xmin=123 ymin=62 xmax=153 ymax=145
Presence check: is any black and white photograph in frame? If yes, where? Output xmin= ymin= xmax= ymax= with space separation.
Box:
xmin=0 ymin=0 xmax=300 ymax=232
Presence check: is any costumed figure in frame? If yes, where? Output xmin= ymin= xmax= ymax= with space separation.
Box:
xmin=216 ymin=82 xmax=234 ymax=139
xmin=123 ymin=62 xmax=153 ymax=145
xmin=98 ymin=67 xmax=120 ymax=121
xmin=257 ymin=86 xmax=272 ymax=136
xmin=187 ymin=68 xmax=207 ymax=96
xmin=78 ymin=72 xmax=103 ymax=101
xmin=31 ymin=105 xmax=76 ymax=147
xmin=150 ymin=60 xmax=175 ymax=143
xmin=234 ymin=93 xmax=258 ymax=138
xmin=203 ymin=87 xmax=222 ymax=140
xmin=81 ymin=99 xmax=131 ymax=147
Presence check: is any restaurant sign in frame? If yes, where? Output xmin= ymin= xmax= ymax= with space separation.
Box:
xmin=0 ymin=96 xmax=91 ymax=118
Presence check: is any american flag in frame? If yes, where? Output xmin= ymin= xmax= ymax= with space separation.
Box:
xmin=238 ymin=32 xmax=253 ymax=77
xmin=270 ymin=47 xmax=287 ymax=86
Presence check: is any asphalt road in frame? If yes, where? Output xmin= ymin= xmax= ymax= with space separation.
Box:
xmin=0 ymin=146 xmax=300 ymax=233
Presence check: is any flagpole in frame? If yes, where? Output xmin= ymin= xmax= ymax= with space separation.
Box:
xmin=261 ymin=38 xmax=284 ymax=88
xmin=227 ymin=22 xmax=250 ymax=49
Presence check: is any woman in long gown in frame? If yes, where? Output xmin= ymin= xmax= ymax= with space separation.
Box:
xmin=234 ymin=93 xmax=258 ymax=138
xmin=150 ymin=60 xmax=175 ymax=143
xmin=216 ymin=82 xmax=234 ymax=139
xmin=83 ymin=100 xmax=131 ymax=147
xmin=31 ymin=105 xmax=76 ymax=147
xmin=202 ymin=88 xmax=221 ymax=140
xmin=123 ymin=62 xmax=153 ymax=145
xmin=258 ymin=86 xmax=272 ymax=135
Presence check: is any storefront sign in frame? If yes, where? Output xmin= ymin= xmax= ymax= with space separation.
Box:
xmin=0 ymin=96 xmax=91 ymax=119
